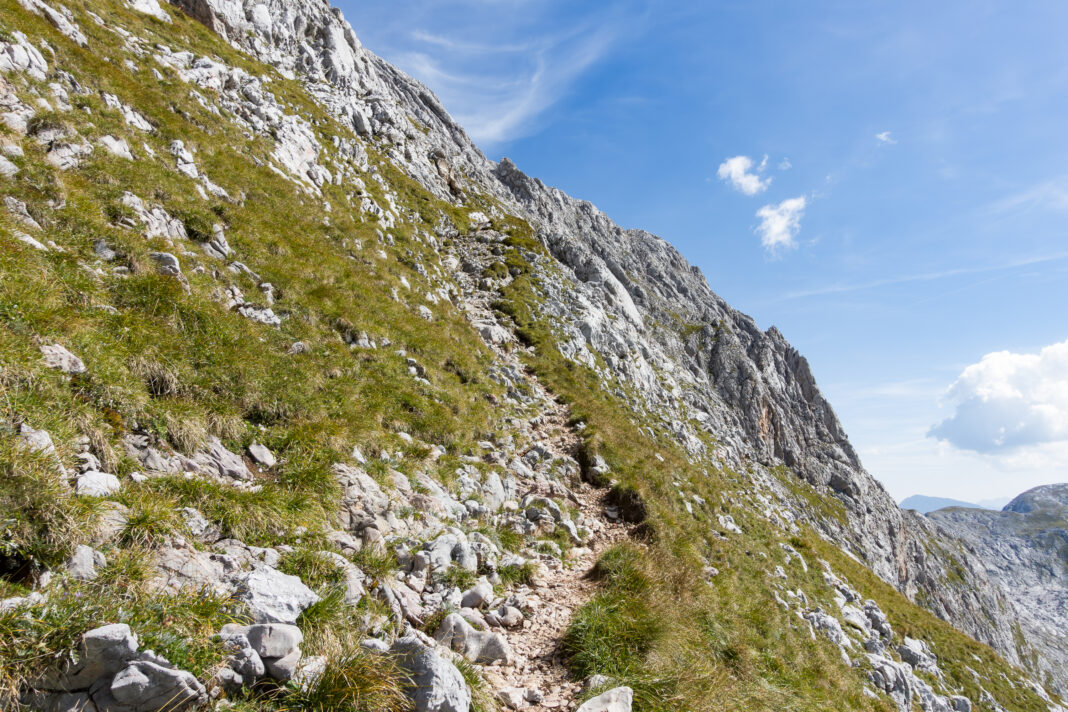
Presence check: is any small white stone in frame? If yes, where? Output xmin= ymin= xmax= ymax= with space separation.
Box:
xmin=77 ymin=471 xmax=121 ymax=496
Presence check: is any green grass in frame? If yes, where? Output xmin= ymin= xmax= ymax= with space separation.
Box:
xmin=497 ymin=561 xmax=537 ymax=587
xmin=0 ymin=576 xmax=242 ymax=705
xmin=350 ymin=546 xmax=399 ymax=583
xmin=280 ymin=548 xmax=347 ymax=591
xmin=477 ymin=523 xmax=524 ymax=554
xmin=455 ymin=657 xmax=500 ymax=712
xmin=439 ymin=564 xmax=478 ymax=590
xmin=0 ymin=437 xmax=101 ymax=579
xmin=275 ymin=647 xmax=411 ymax=712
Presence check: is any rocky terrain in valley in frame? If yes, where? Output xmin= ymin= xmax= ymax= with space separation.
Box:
xmin=0 ymin=0 xmax=1065 ymax=711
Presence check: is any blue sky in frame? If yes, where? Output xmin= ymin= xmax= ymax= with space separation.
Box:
xmin=340 ymin=0 xmax=1068 ymax=503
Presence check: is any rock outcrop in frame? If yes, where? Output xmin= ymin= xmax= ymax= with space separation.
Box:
xmin=31 ymin=624 xmax=206 ymax=712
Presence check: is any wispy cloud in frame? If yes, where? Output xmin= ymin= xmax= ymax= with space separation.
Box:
xmin=408 ymin=30 xmax=538 ymax=54
xmin=717 ymin=155 xmax=771 ymax=195
xmin=985 ymin=177 xmax=1068 ymax=217
xmin=379 ymin=8 xmax=640 ymax=146
xmin=755 ymin=196 xmax=806 ymax=253
xmin=875 ymin=130 xmax=896 ymax=144
xmin=780 ymin=251 xmax=1068 ymax=300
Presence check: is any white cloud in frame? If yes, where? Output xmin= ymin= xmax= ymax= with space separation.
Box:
xmin=929 ymin=338 xmax=1068 ymax=452
xmin=778 ymin=157 xmax=792 ymax=171
xmin=875 ymin=131 xmax=896 ymax=144
xmin=755 ymin=196 xmax=806 ymax=252
xmin=717 ymin=155 xmax=771 ymax=195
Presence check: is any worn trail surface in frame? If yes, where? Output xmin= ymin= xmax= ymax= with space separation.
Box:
xmin=497 ymin=411 xmax=629 ymax=709
xmin=455 ymin=239 xmax=630 ymax=709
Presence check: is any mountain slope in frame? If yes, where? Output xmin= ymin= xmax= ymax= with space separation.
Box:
xmin=929 ymin=485 xmax=1068 ymax=696
xmin=0 ymin=0 xmax=1063 ymax=711
xmin=900 ymin=496 xmax=986 ymax=514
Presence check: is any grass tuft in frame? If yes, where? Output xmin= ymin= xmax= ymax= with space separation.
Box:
xmin=0 ymin=437 xmax=99 ymax=580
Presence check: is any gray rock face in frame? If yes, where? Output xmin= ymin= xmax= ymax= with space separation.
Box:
xmin=215 ymin=630 xmax=264 ymax=685
xmin=897 ymin=637 xmax=940 ymax=677
xmin=389 ymin=635 xmax=471 ymax=712
xmin=928 ymin=484 xmax=1068 ymax=694
xmin=66 ymin=545 xmax=106 ymax=581
xmin=867 ymin=654 xmax=914 ymax=712
xmin=245 ymin=623 xmax=303 ymax=659
xmin=196 ymin=437 xmax=252 ymax=480
xmin=39 ymin=624 xmax=141 ymax=692
xmin=148 ymin=252 xmax=182 ymax=278
xmin=76 ymin=471 xmax=121 ymax=497
xmin=215 ymin=623 xmax=306 ymax=682
xmin=459 ymin=579 xmax=493 ymax=609
xmin=247 ymin=442 xmax=275 ymax=468
xmin=0 ymin=31 xmax=49 ymax=79
xmin=120 ymin=193 xmax=187 ymax=241
xmin=103 ymin=659 xmax=204 ymax=711
xmin=485 ymin=605 xmax=523 ymax=629
xmin=334 ymin=463 xmax=390 ymax=532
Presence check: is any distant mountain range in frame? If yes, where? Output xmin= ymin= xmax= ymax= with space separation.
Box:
xmin=899 ymin=494 xmax=1011 ymax=513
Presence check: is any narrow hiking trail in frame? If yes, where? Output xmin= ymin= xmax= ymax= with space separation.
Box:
xmin=493 ymin=410 xmax=630 ymax=709
xmin=453 ymin=234 xmax=632 ymax=709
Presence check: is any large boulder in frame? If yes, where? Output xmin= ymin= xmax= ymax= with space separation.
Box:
xmin=389 ymin=635 xmax=471 ymax=712
xmin=34 ymin=624 xmax=207 ymax=711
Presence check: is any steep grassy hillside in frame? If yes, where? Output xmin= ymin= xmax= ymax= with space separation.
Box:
xmin=0 ymin=1 xmax=1061 ymax=711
